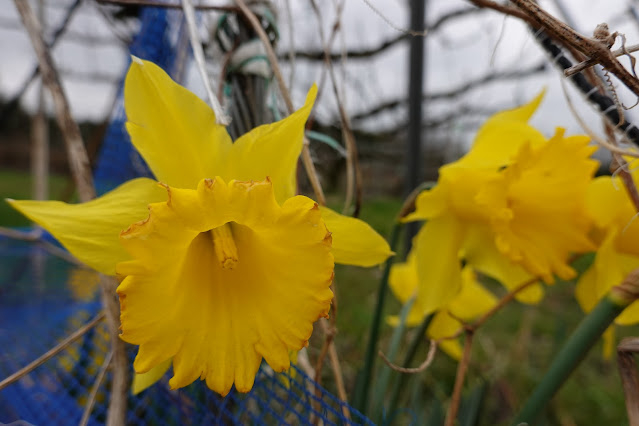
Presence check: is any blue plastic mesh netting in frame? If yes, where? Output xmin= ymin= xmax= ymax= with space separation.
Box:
xmin=1 ymin=7 xmax=371 ymax=425
xmin=0 ymin=238 xmax=371 ymax=425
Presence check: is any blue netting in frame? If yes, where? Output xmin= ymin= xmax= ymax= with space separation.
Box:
xmin=1 ymin=7 xmax=372 ymax=425
xmin=92 ymin=7 xmax=176 ymax=195
xmin=0 ymin=239 xmax=371 ymax=425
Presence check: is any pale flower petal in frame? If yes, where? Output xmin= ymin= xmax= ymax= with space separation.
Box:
xmin=125 ymin=58 xmax=233 ymax=189
xmin=8 ymin=178 xmax=166 ymax=275
xmin=319 ymin=206 xmax=393 ymax=267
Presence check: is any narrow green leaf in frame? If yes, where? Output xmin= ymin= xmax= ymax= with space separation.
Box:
xmin=306 ymin=130 xmax=348 ymax=157
xmin=372 ymin=297 xmax=416 ymax=422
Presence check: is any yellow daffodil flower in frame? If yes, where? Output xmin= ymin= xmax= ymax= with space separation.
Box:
xmin=388 ymin=251 xmax=497 ymax=359
xmin=8 ymin=58 xmax=392 ymax=396
xmin=403 ymin=93 xmax=598 ymax=317
xmin=576 ymin=169 xmax=639 ymax=357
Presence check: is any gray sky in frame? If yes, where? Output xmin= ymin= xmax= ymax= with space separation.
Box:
xmin=2 ymin=0 xmax=638 ymax=159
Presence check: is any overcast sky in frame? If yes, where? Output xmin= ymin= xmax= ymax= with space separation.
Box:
xmin=2 ymin=0 xmax=638 ymax=158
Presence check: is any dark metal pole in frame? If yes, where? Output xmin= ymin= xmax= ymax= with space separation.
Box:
xmin=405 ymin=0 xmax=426 ymax=253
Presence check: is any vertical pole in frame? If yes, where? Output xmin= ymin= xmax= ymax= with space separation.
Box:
xmin=405 ymin=0 xmax=426 ymax=253
xmin=31 ymin=0 xmax=48 ymax=292
xmin=32 ymin=0 xmax=49 ymax=202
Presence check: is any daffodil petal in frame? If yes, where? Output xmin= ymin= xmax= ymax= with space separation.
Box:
xmin=319 ymin=206 xmax=393 ymax=267
xmin=463 ymin=226 xmax=543 ymax=304
xmin=463 ymin=91 xmax=546 ymax=168
xmin=586 ymin=176 xmax=627 ymax=229
xmin=577 ymin=229 xmax=639 ymax=326
xmin=8 ymin=178 xmax=165 ymax=275
xmin=586 ymin=176 xmax=639 ymax=258
xmin=403 ymin=184 xmax=448 ymax=222
xmin=414 ymin=216 xmax=464 ymax=315
xmin=132 ymin=358 xmax=172 ymax=394
xmin=117 ymin=178 xmax=334 ymax=396
xmin=602 ymin=326 xmax=615 ymax=360
xmin=481 ymin=129 xmax=597 ymax=282
xmin=388 ymin=253 xmax=428 ymax=326
xmin=448 ymin=267 xmax=498 ymax=320
xmin=427 ymin=311 xmax=463 ymax=360
xmin=124 ymin=58 xmax=233 ymax=188
xmin=228 ymin=86 xmax=317 ymax=203
xmin=575 ymin=263 xmax=598 ymax=313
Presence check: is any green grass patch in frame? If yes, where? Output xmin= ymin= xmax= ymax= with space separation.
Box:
xmin=0 ymin=169 xmax=69 ymax=227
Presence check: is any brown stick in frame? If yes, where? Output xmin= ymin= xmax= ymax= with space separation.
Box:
xmin=507 ymin=0 xmax=639 ymax=98
xmin=566 ymin=43 xmax=639 ymax=76
xmin=315 ymin=318 xmax=351 ymax=420
xmin=15 ymin=0 xmax=95 ymax=202
xmin=379 ymin=339 xmax=438 ymax=374
xmin=444 ymin=331 xmax=474 ymax=426
xmin=80 ymin=351 xmax=113 ymax=426
xmin=31 ymin=0 xmax=48 ymax=202
xmin=233 ymin=0 xmax=326 ymax=206
xmin=468 ymin=0 xmax=534 ymax=24
xmin=99 ymin=277 xmax=129 ymax=426
xmin=308 ymin=0 xmax=363 ymax=216
xmin=617 ymin=338 xmax=639 ymax=426
xmin=0 ymin=312 xmax=105 ymax=391
xmin=439 ymin=275 xmax=541 ymax=343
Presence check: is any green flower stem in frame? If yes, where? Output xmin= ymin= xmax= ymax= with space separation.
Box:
xmin=352 ymin=222 xmax=402 ymax=414
xmin=513 ymin=281 xmax=639 ymax=425
xmin=372 ymin=297 xmax=416 ymax=422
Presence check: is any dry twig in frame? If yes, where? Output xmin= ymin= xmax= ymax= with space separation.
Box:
xmin=508 ymin=0 xmax=639 ymax=97
xmin=438 ymin=276 xmax=540 ymax=344
xmin=15 ymin=0 xmax=95 ymax=201
xmin=181 ymin=0 xmax=230 ymax=125
xmin=378 ymin=339 xmax=438 ymax=374
xmin=80 ymin=351 xmax=113 ymax=426
xmin=234 ymin=0 xmax=326 ymax=206
xmin=360 ymin=0 xmax=428 ymax=36
xmin=559 ymin=77 xmax=639 ymax=158
xmin=0 ymin=312 xmax=105 ymax=391
xmin=566 ymin=43 xmax=639 ymax=76
xmin=308 ymin=0 xmax=362 ymax=216
xmin=445 ymin=331 xmax=473 ymax=426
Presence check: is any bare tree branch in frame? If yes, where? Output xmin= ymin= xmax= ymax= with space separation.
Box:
xmin=281 ymin=7 xmax=484 ymax=61
xmin=351 ymin=63 xmax=546 ymax=121
xmin=1 ymin=0 xmax=82 ymax=118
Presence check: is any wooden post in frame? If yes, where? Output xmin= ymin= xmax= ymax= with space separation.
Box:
xmin=30 ymin=0 xmax=49 ymax=291
xmin=31 ymin=0 xmax=49 ymax=202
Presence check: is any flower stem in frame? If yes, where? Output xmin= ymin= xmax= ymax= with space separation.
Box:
xmin=352 ymin=222 xmax=402 ymax=414
xmin=513 ymin=271 xmax=639 ymax=425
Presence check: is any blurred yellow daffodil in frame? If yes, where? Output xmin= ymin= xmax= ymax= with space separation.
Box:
xmin=388 ymin=250 xmax=497 ymax=359
xmin=403 ymin=93 xmax=598 ymax=317
xmin=8 ymin=58 xmax=392 ymax=396
xmin=576 ymin=167 xmax=639 ymax=358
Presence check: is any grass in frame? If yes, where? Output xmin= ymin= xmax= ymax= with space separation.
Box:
xmin=1 ymin=169 xmax=636 ymax=425
xmin=0 ymin=169 xmax=70 ymax=227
